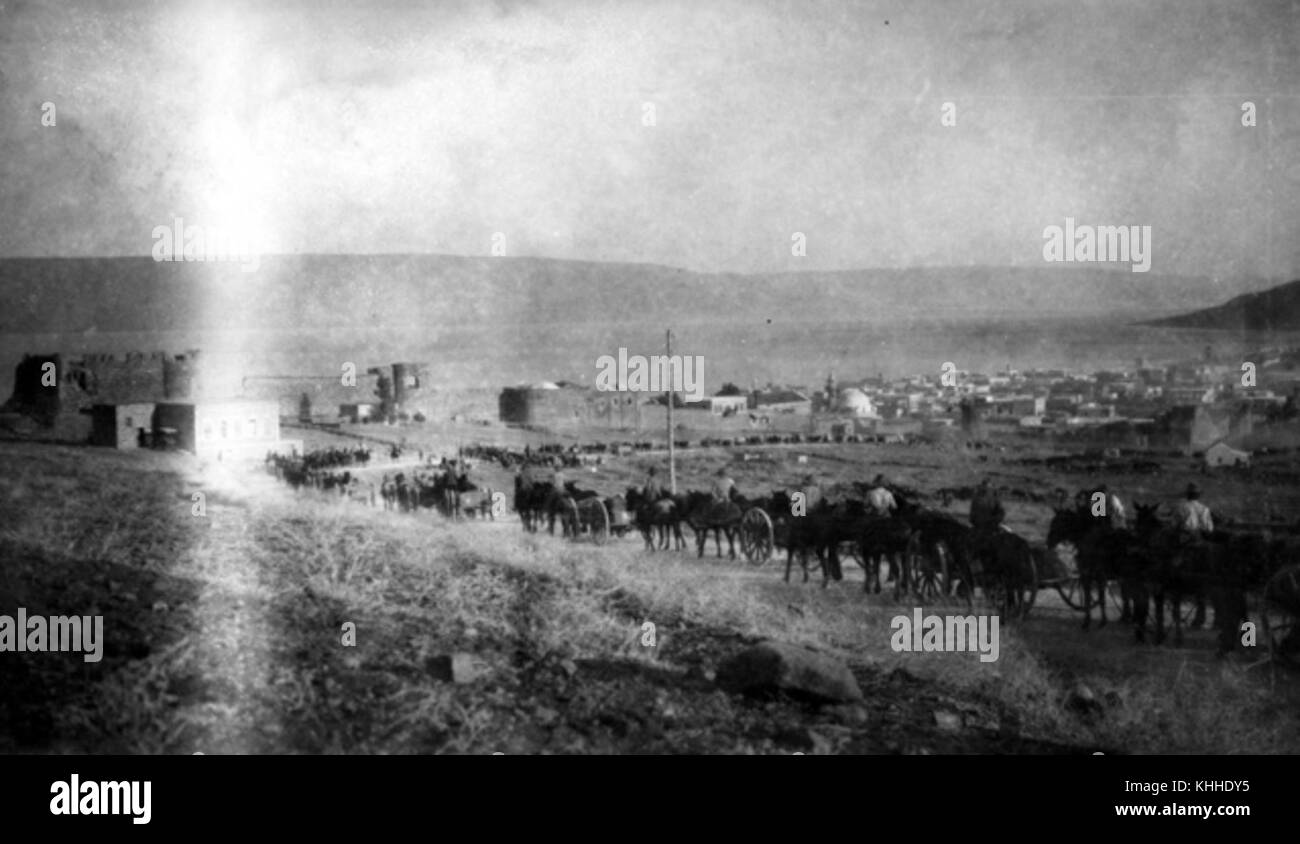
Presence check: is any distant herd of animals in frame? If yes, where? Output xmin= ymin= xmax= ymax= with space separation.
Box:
xmin=266 ymin=445 xmax=1300 ymax=666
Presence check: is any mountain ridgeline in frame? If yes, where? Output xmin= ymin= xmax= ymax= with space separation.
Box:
xmin=0 ymin=254 xmax=1258 ymax=335
xmin=1142 ymin=278 xmax=1300 ymax=331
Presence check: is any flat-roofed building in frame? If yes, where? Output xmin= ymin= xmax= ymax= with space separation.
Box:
xmin=154 ymin=399 xmax=298 ymax=461
xmin=705 ymin=395 xmax=750 ymax=415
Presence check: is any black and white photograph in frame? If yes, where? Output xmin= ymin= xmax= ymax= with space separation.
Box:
xmin=1 ymin=0 xmax=1297 ymax=791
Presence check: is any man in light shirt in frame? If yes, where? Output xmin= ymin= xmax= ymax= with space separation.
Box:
xmin=1174 ymin=483 xmax=1214 ymax=537
xmin=711 ymin=467 xmax=736 ymax=505
xmin=867 ymin=474 xmax=897 ymax=517
xmin=1092 ymin=483 xmax=1127 ymax=530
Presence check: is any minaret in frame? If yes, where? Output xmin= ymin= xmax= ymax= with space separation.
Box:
xmin=824 ymin=371 xmax=836 ymax=411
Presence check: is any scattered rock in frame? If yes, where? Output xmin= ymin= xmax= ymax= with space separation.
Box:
xmin=933 ymin=710 xmax=963 ymax=732
xmin=558 ymin=658 xmax=578 ymax=678
xmin=427 ymin=653 xmax=492 ymax=684
xmin=1066 ymin=682 xmax=1104 ymax=717
xmin=716 ymin=640 xmax=863 ymax=703
xmin=151 ymin=601 xmax=169 ymax=613
xmin=534 ymin=706 xmax=559 ymax=727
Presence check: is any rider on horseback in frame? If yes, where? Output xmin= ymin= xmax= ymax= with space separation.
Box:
xmin=969 ymin=478 xmax=1005 ymax=569
xmin=711 ymin=467 xmax=735 ymax=504
xmin=642 ymin=466 xmax=666 ymax=503
xmin=1174 ymin=483 xmax=1214 ymax=538
xmin=867 ymin=474 xmax=896 ymax=517
xmin=799 ymin=473 xmax=824 ymax=512
xmin=969 ymin=477 xmax=1004 ymax=531
xmin=1080 ymin=483 xmax=1127 ymax=529
xmin=1173 ymin=482 xmax=1213 ymax=629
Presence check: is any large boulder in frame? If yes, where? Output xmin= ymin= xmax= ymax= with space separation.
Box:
xmin=717 ymin=640 xmax=863 ymax=703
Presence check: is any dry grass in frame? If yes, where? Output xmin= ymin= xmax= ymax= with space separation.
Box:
xmin=1 ymin=440 xmax=1296 ymax=754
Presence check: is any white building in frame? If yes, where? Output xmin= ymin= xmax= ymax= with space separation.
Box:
xmin=1205 ymin=440 xmax=1250 ymax=468
xmin=836 ymin=387 xmax=878 ymax=417
xmin=154 ymin=399 xmax=300 ymax=461
xmin=705 ymin=395 xmax=750 ymax=416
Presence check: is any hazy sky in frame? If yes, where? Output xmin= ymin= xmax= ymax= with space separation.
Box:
xmin=1 ymin=0 xmax=1297 ymax=279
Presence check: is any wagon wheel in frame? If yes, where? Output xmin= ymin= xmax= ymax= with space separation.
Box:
xmin=1262 ymin=564 xmax=1300 ymax=668
xmin=913 ymin=540 xmax=949 ymax=604
xmin=739 ymin=508 xmax=774 ymax=566
xmin=563 ymin=497 xmax=581 ymax=540
xmin=1018 ymin=552 xmax=1039 ymax=619
xmin=984 ymin=553 xmax=1037 ymax=620
xmin=575 ymin=497 xmax=609 ymax=545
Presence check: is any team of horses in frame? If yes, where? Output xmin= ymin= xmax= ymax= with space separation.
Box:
xmin=515 ymin=473 xmax=1293 ymax=654
xmin=1046 ymin=497 xmax=1289 ymax=652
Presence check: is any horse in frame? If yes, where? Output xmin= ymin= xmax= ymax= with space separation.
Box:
xmin=903 ymin=508 xmax=978 ymax=608
xmin=1127 ymin=504 xmax=1213 ymax=646
xmin=625 ymin=487 xmax=687 ymax=551
xmin=853 ymin=488 xmax=928 ymax=597
xmin=763 ymin=490 xmax=834 ymax=585
xmin=1128 ymin=505 xmax=1282 ymax=649
xmin=966 ymin=525 xmax=1037 ymax=619
xmin=682 ymin=490 xmax=742 ymax=559
xmin=513 ymin=476 xmax=554 ymax=532
xmin=1046 ymin=506 xmax=1137 ymax=631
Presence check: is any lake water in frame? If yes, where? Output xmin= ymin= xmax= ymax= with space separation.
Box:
xmin=2 ymin=313 xmax=1293 ymax=400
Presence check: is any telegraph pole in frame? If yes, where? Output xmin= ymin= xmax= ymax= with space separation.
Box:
xmin=666 ymin=328 xmax=676 ymax=494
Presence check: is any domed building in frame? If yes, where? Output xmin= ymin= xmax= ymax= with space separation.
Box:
xmin=836 ymin=387 xmax=877 ymax=417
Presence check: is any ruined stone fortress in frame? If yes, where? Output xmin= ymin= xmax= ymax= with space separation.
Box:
xmin=4 ymin=350 xmax=202 ymax=433
xmin=1 ymin=349 xmax=297 ymax=461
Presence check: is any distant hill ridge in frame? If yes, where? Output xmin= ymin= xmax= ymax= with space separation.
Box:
xmin=0 ymin=254 xmax=1262 ymax=334
xmin=1142 ymin=278 xmax=1300 ymax=331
